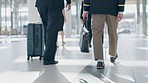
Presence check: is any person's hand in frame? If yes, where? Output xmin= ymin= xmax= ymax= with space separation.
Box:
xmin=66 ymin=4 xmax=71 ymax=11
xmin=82 ymin=12 xmax=88 ymax=20
xmin=116 ymin=13 xmax=123 ymax=22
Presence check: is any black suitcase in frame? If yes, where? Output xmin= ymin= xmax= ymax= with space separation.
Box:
xmin=27 ymin=23 xmax=44 ymax=60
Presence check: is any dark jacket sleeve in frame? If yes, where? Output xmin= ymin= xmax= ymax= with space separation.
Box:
xmin=80 ymin=1 xmax=83 ymax=19
xmin=118 ymin=0 xmax=126 ymax=12
xmin=83 ymin=0 xmax=91 ymax=12
xmin=66 ymin=0 xmax=71 ymax=4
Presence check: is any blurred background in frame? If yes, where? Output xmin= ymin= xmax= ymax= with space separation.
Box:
xmin=0 ymin=0 xmax=147 ymax=36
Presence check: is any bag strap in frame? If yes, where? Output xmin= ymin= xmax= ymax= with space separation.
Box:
xmin=81 ymin=19 xmax=89 ymax=33
xmin=82 ymin=19 xmax=88 ymax=29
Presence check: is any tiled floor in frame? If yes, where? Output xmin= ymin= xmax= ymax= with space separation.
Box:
xmin=0 ymin=34 xmax=148 ymax=83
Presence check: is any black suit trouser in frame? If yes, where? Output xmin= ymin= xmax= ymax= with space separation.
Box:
xmin=37 ymin=6 xmax=64 ymax=61
xmin=37 ymin=7 xmax=48 ymax=45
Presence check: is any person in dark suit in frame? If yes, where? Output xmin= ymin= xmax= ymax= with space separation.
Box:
xmin=83 ymin=0 xmax=126 ymax=69
xmin=35 ymin=0 xmax=71 ymax=65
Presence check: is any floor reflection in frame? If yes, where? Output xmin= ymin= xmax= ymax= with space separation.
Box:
xmin=33 ymin=66 xmax=70 ymax=83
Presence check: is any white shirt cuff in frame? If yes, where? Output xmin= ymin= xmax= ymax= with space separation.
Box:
xmin=118 ymin=12 xmax=123 ymax=14
xmin=83 ymin=11 xmax=89 ymax=13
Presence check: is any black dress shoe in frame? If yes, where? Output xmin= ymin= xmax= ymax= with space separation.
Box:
xmin=110 ymin=55 xmax=118 ymax=63
xmin=43 ymin=61 xmax=58 ymax=65
xmin=97 ymin=61 xmax=104 ymax=69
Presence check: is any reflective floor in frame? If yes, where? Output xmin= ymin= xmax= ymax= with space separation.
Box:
xmin=0 ymin=34 xmax=148 ymax=83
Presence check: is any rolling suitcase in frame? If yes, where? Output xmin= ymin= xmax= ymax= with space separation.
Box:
xmin=27 ymin=23 xmax=44 ymax=60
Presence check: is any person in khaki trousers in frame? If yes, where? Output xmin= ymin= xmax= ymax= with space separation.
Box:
xmin=83 ymin=0 xmax=126 ymax=69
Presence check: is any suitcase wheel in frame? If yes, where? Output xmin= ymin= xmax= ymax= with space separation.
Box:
xmin=27 ymin=55 xmax=33 ymax=61
xmin=27 ymin=56 xmax=30 ymax=61
xmin=39 ymin=56 xmax=42 ymax=60
xmin=27 ymin=55 xmax=42 ymax=61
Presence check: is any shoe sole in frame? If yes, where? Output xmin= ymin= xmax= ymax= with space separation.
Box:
xmin=97 ymin=67 xmax=104 ymax=69
xmin=97 ymin=65 xmax=104 ymax=69
xmin=43 ymin=61 xmax=58 ymax=65
xmin=43 ymin=63 xmax=58 ymax=65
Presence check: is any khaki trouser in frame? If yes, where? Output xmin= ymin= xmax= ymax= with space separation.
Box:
xmin=92 ymin=14 xmax=118 ymax=60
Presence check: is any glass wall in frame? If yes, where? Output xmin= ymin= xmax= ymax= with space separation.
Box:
xmin=116 ymin=0 xmax=148 ymax=36
xmin=0 ymin=0 xmax=147 ymax=36
xmin=141 ymin=0 xmax=148 ymax=35
xmin=136 ymin=0 xmax=148 ymax=35
xmin=118 ymin=1 xmax=137 ymax=35
xmin=0 ymin=0 xmax=27 ymax=35
xmin=71 ymin=0 xmax=82 ymax=35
